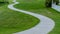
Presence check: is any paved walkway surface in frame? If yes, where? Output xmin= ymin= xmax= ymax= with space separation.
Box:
xmin=8 ymin=0 xmax=55 ymax=34
xmin=52 ymin=4 xmax=60 ymax=12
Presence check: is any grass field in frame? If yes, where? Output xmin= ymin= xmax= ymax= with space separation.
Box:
xmin=14 ymin=0 xmax=60 ymax=34
xmin=0 ymin=2 xmax=39 ymax=34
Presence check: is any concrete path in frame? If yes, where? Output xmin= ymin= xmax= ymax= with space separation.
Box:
xmin=52 ymin=4 xmax=60 ymax=12
xmin=8 ymin=0 xmax=55 ymax=34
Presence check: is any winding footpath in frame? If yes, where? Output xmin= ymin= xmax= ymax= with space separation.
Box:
xmin=8 ymin=0 xmax=55 ymax=34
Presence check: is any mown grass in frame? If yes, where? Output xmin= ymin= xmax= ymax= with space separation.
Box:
xmin=0 ymin=3 xmax=39 ymax=34
xmin=15 ymin=0 xmax=60 ymax=34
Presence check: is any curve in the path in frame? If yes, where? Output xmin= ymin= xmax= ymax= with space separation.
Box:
xmin=8 ymin=0 xmax=55 ymax=34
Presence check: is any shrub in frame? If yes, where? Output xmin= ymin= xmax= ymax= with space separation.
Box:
xmin=56 ymin=0 xmax=59 ymax=5
xmin=0 ymin=0 xmax=9 ymax=3
xmin=45 ymin=0 xmax=52 ymax=7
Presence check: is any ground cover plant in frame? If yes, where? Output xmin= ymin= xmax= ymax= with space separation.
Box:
xmin=15 ymin=0 xmax=60 ymax=34
xmin=0 ymin=1 xmax=39 ymax=34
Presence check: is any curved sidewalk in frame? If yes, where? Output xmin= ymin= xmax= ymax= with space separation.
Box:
xmin=8 ymin=0 xmax=55 ymax=34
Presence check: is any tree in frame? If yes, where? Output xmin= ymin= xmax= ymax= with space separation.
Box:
xmin=0 ymin=0 xmax=8 ymax=3
xmin=53 ymin=0 xmax=59 ymax=5
xmin=45 ymin=0 xmax=52 ymax=7
xmin=56 ymin=0 xmax=59 ymax=5
xmin=0 ymin=0 xmax=13 ymax=3
xmin=45 ymin=0 xmax=59 ymax=7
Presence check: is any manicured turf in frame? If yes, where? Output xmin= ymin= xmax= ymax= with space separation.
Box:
xmin=0 ymin=3 xmax=39 ymax=34
xmin=15 ymin=0 xmax=60 ymax=34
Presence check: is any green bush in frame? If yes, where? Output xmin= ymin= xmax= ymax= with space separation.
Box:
xmin=53 ymin=0 xmax=59 ymax=5
xmin=0 ymin=0 xmax=13 ymax=4
xmin=0 ymin=0 xmax=7 ymax=2
xmin=45 ymin=0 xmax=52 ymax=7
xmin=0 ymin=0 xmax=8 ymax=3
xmin=56 ymin=0 xmax=59 ymax=5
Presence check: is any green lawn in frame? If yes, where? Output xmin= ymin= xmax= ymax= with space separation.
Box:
xmin=15 ymin=0 xmax=60 ymax=34
xmin=0 ymin=3 xmax=39 ymax=34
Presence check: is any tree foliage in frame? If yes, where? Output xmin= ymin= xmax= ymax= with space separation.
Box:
xmin=0 ymin=0 xmax=13 ymax=3
xmin=45 ymin=0 xmax=59 ymax=7
xmin=45 ymin=0 xmax=52 ymax=7
xmin=0 ymin=0 xmax=8 ymax=2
